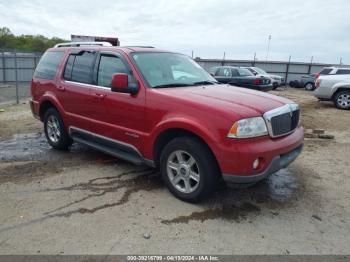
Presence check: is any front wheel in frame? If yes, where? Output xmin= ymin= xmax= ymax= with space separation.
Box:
xmin=44 ymin=108 xmax=72 ymax=150
xmin=334 ymin=90 xmax=350 ymax=110
xmin=160 ymin=137 xmax=220 ymax=202
xmin=272 ymin=82 xmax=279 ymax=90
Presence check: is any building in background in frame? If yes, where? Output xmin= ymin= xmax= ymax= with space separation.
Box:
xmin=71 ymin=35 xmax=120 ymax=46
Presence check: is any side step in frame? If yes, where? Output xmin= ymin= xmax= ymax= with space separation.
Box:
xmin=71 ymin=133 xmax=144 ymax=165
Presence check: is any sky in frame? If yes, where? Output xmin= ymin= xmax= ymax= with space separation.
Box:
xmin=1 ymin=0 xmax=350 ymax=64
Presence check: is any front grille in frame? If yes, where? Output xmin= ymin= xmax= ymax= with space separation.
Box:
xmin=270 ymin=109 xmax=300 ymax=137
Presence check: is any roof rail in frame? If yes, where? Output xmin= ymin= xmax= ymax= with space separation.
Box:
xmin=123 ymin=46 xmax=155 ymax=48
xmin=54 ymin=42 xmax=113 ymax=48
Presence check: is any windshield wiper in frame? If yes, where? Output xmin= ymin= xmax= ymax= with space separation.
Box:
xmin=153 ymin=83 xmax=192 ymax=88
xmin=192 ymin=80 xmax=218 ymax=85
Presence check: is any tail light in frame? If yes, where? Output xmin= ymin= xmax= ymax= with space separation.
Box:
xmin=252 ymin=79 xmax=262 ymax=85
xmin=315 ymin=73 xmax=320 ymax=79
xmin=315 ymin=78 xmax=321 ymax=89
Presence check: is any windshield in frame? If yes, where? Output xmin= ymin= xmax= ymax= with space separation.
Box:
xmin=132 ymin=52 xmax=217 ymax=88
xmin=253 ymin=67 xmax=268 ymax=75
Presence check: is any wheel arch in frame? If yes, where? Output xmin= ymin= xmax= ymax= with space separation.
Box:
xmin=38 ymin=94 xmax=65 ymax=121
xmin=331 ymin=86 xmax=350 ymax=100
xmin=152 ymin=127 xmax=220 ymax=172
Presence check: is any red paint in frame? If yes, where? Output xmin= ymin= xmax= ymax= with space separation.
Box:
xmin=31 ymin=46 xmax=304 ymax=177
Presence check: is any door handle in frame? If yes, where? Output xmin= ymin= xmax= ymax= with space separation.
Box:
xmin=92 ymin=93 xmax=105 ymax=100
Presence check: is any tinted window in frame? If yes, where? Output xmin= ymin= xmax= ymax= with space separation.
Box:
xmin=63 ymin=55 xmax=75 ymax=80
xmin=231 ymin=69 xmax=239 ymax=76
xmin=237 ymin=68 xmax=253 ymax=76
xmin=65 ymin=52 xmax=95 ymax=84
xmin=34 ymin=51 xmax=64 ymax=80
xmin=336 ymin=69 xmax=350 ymax=75
xmin=216 ymin=67 xmax=231 ymax=77
xmin=97 ymin=55 xmax=129 ymax=87
xmin=319 ymin=68 xmax=332 ymax=75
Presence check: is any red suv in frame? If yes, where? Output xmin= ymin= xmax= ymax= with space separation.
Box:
xmin=30 ymin=43 xmax=304 ymax=202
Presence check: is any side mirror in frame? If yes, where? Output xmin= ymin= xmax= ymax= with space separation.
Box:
xmin=111 ymin=73 xmax=139 ymax=94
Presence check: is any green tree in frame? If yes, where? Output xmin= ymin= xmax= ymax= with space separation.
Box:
xmin=0 ymin=27 xmax=67 ymax=52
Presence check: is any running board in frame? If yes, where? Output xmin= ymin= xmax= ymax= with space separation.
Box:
xmin=70 ymin=132 xmax=144 ymax=165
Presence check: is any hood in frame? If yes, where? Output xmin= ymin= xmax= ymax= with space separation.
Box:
xmin=153 ymin=84 xmax=294 ymax=118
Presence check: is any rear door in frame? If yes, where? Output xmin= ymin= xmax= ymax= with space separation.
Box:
xmin=57 ymin=50 xmax=97 ymax=131
xmin=89 ymin=51 xmax=146 ymax=152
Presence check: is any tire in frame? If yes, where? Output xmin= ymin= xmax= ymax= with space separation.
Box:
xmin=272 ymin=82 xmax=279 ymax=90
xmin=44 ymin=108 xmax=72 ymax=150
xmin=289 ymin=81 xmax=295 ymax=88
xmin=160 ymin=137 xmax=220 ymax=202
xmin=333 ymin=90 xmax=350 ymax=110
xmin=304 ymin=82 xmax=315 ymax=91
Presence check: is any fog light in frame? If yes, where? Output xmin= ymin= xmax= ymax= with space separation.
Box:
xmin=253 ymin=158 xmax=260 ymax=170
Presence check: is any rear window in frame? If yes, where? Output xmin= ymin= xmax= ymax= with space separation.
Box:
xmin=336 ymin=69 xmax=350 ymax=75
xmin=63 ymin=52 xmax=96 ymax=84
xmin=33 ymin=51 xmax=64 ymax=80
xmin=319 ymin=68 xmax=332 ymax=75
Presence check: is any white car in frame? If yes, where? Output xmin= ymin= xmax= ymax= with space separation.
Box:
xmin=245 ymin=67 xmax=285 ymax=90
xmin=314 ymin=74 xmax=350 ymax=110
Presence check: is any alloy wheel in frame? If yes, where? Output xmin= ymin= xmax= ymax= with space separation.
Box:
xmin=166 ymin=150 xmax=200 ymax=194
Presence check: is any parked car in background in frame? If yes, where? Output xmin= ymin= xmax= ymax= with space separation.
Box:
xmin=314 ymin=74 xmax=350 ymax=110
xmin=30 ymin=43 xmax=304 ymax=202
xmin=315 ymin=67 xmax=350 ymax=79
xmin=245 ymin=67 xmax=285 ymax=90
xmin=210 ymin=66 xmax=272 ymax=91
xmin=300 ymin=74 xmax=317 ymax=91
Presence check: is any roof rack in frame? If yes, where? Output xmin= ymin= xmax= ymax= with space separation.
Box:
xmin=123 ymin=46 xmax=155 ymax=48
xmin=54 ymin=42 xmax=113 ymax=48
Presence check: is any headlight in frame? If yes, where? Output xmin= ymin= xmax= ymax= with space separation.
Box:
xmin=227 ymin=117 xmax=268 ymax=138
xmin=272 ymin=76 xmax=280 ymax=80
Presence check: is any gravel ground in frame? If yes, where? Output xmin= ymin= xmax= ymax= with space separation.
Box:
xmin=0 ymin=87 xmax=349 ymax=255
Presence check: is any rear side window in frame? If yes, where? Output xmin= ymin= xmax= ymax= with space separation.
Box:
xmin=336 ymin=69 xmax=350 ymax=75
xmin=63 ymin=52 xmax=95 ymax=84
xmin=319 ymin=68 xmax=332 ymax=75
xmin=34 ymin=51 xmax=64 ymax=80
xmin=216 ymin=67 xmax=231 ymax=77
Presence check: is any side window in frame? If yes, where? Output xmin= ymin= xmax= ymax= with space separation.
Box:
xmin=319 ymin=68 xmax=332 ymax=75
xmin=216 ymin=68 xmax=231 ymax=77
xmin=97 ymin=55 xmax=131 ymax=87
xmin=63 ymin=55 xmax=75 ymax=80
xmin=336 ymin=69 xmax=350 ymax=75
xmin=34 ymin=51 xmax=64 ymax=80
xmin=63 ymin=52 xmax=95 ymax=84
xmin=231 ymin=69 xmax=239 ymax=76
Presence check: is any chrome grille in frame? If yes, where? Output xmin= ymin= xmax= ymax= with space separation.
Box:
xmin=263 ymin=104 xmax=300 ymax=138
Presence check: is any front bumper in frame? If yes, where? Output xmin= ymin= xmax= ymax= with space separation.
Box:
xmin=222 ymin=143 xmax=303 ymax=184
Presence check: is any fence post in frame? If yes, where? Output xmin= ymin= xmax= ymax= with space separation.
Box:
xmin=285 ymin=55 xmax=291 ymax=84
xmin=14 ymin=52 xmax=19 ymax=104
xmin=307 ymin=56 xmax=313 ymax=74
xmin=1 ymin=52 xmax=5 ymax=83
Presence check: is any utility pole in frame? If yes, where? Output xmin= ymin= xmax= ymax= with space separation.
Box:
xmin=339 ymin=57 xmax=343 ymax=65
xmin=191 ymin=50 xmax=194 ymax=59
xmin=266 ymin=35 xmax=272 ymax=62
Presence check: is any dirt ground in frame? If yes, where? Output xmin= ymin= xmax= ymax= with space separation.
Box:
xmin=0 ymin=87 xmax=349 ymax=255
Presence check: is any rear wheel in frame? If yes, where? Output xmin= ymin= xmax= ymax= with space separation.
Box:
xmin=44 ymin=108 xmax=72 ymax=150
xmin=160 ymin=137 xmax=220 ymax=202
xmin=334 ymin=90 xmax=350 ymax=110
xmin=305 ymin=82 xmax=315 ymax=91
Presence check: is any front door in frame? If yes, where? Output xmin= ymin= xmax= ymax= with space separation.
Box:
xmin=89 ymin=52 xmax=145 ymax=153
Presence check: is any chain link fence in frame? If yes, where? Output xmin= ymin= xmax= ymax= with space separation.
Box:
xmin=0 ymin=50 xmax=42 ymax=105
xmin=1 ymin=49 xmax=349 ymax=105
